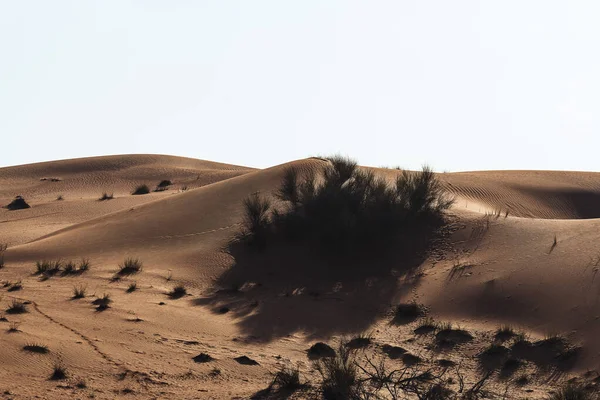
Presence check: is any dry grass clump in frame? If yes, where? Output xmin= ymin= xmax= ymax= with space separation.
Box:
xmin=99 ymin=192 xmax=114 ymax=201
xmin=547 ymin=383 xmax=595 ymax=400
xmin=7 ymin=281 xmax=22 ymax=292
xmin=126 ymin=282 xmax=138 ymax=293
xmin=117 ymin=258 xmax=142 ymax=276
xmin=23 ymin=344 xmax=49 ymax=354
xmin=6 ymin=299 xmax=26 ymax=314
xmin=92 ymin=293 xmax=112 ymax=311
xmin=0 ymin=243 xmax=7 ymax=269
xmin=50 ymin=364 xmax=67 ymax=380
xmin=72 ymin=285 xmax=87 ymax=299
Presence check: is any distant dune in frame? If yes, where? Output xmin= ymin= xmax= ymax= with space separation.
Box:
xmin=1 ymin=154 xmax=600 ymax=398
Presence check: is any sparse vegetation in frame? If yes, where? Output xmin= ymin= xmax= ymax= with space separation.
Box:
xmin=132 ymin=184 xmax=150 ymax=195
xmin=0 ymin=243 xmax=6 ymax=269
xmin=72 ymin=285 xmax=87 ymax=299
xmin=257 ymin=365 xmax=305 ymax=398
xmin=547 ymin=383 xmax=594 ymax=400
xmin=56 ymin=194 xmax=64 ymax=201
xmin=6 ymin=196 xmax=30 ymax=210
xmin=63 ymin=260 xmax=76 ymax=275
xmin=238 ymin=156 xmax=453 ymax=257
xmin=126 ymin=282 xmax=138 ymax=293
xmin=7 ymin=281 xmax=22 ymax=292
xmin=414 ymin=318 xmax=439 ymax=335
xmin=99 ymin=192 xmax=114 ymax=201
xmin=6 ymin=299 xmax=26 ymax=314
xmin=315 ymin=343 xmax=362 ymax=400
xmin=494 ymin=325 xmax=517 ymax=342
xmin=346 ymin=333 xmax=372 ymax=350
xmin=168 ymin=285 xmax=187 ymax=299
xmin=78 ymin=258 xmax=90 ymax=272
xmin=155 ymin=180 xmax=172 ymax=191
xmin=117 ymin=258 xmax=142 ymax=276
xmin=50 ymin=364 xmax=67 ymax=380
xmin=23 ymin=344 xmax=49 ymax=354
xmin=92 ymin=293 xmax=112 ymax=311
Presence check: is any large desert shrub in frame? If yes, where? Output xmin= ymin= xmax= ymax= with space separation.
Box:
xmin=239 ymin=156 xmax=453 ymax=256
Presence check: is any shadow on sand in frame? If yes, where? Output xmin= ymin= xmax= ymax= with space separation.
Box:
xmin=193 ymin=230 xmax=445 ymax=343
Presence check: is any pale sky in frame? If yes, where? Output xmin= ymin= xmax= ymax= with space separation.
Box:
xmin=1 ymin=1 xmax=599 ymax=171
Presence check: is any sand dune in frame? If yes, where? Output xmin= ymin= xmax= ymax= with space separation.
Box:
xmin=2 ymin=155 xmax=600 ymax=398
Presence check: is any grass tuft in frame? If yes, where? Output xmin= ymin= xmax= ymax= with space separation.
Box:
xmin=99 ymin=192 xmax=114 ymax=201
xmin=72 ymin=285 xmax=87 ymax=299
xmin=23 ymin=343 xmax=49 ymax=354
xmin=6 ymin=299 xmax=26 ymax=314
xmin=92 ymin=293 xmax=112 ymax=311
xmin=49 ymin=364 xmax=67 ymax=380
xmin=117 ymin=258 xmax=142 ymax=276
xmin=126 ymin=282 xmax=138 ymax=293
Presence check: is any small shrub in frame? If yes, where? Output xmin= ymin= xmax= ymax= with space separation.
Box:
xmin=7 ymin=281 xmax=22 ymax=292
xmin=78 ymin=258 xmax=90 ymax=272
xmin=346 ymin=333 xmax=372 ymax=350
xmin=62 ymin=260 xmax=76 ymax=275
xmin=56 ymin=195 xmax=64 ymax=201
xmin=92 ymin=293 xmax=111 ymax=311
xmin=269 ymin=365 xmax=303 ymax=394
xmin=35 ymin=260 xmax=51 ymax=275
xmin=168 ymin=285 xmax=187 ymax=299
xmin=155 ymin=180 xmax=172 ymax=191
xmin=99 ymin=192 xmax=114 ymax=201
xmin=495 ymin=325 xmax=517 ymax=342
xmin=126 ymin=282 xmax=138 ymax=293
xmin=6 ymin=196 xmax=30 ymax=210
xmin=315 ymin=343 xmax=362 ymax=400
xmin=132 ymin=184 xmax=150 ymax=195
xmin=50 ymin=364 xmax=67 ymax=380
xmin=0 ymin=243 xmax=8 ymax=269
xmin=23 ymin=344 xmax=49 ymax=354
xmin=547 ymin=383 xmax=594 ymax=400
xmin=72 ymin=285 xmax=86 ymax=299
xmin=414 ymin=318 xmax=439 ymax=335
xmin=238 ymin=193 xmax=272 ymax=249
xmin=6 ymin=299 xmax=26 ymax=314
xmin=117 ymin=258 xmax=142 ymax=276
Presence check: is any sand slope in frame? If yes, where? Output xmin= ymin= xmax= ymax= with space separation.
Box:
xmin=2 ymin=156 xmax=600 ymax=398
xmin=0 ymin=154 xmax=253 ymax=245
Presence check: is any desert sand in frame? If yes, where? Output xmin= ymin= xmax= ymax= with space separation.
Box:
xmin=2 ymin=154 xmax=600 ymax=399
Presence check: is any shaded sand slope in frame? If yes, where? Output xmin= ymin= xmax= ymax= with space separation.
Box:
xmin=0 ymin=154 xmax=253 ymax=245
xmin=442 ymin=170 xmax=600 ymax=219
